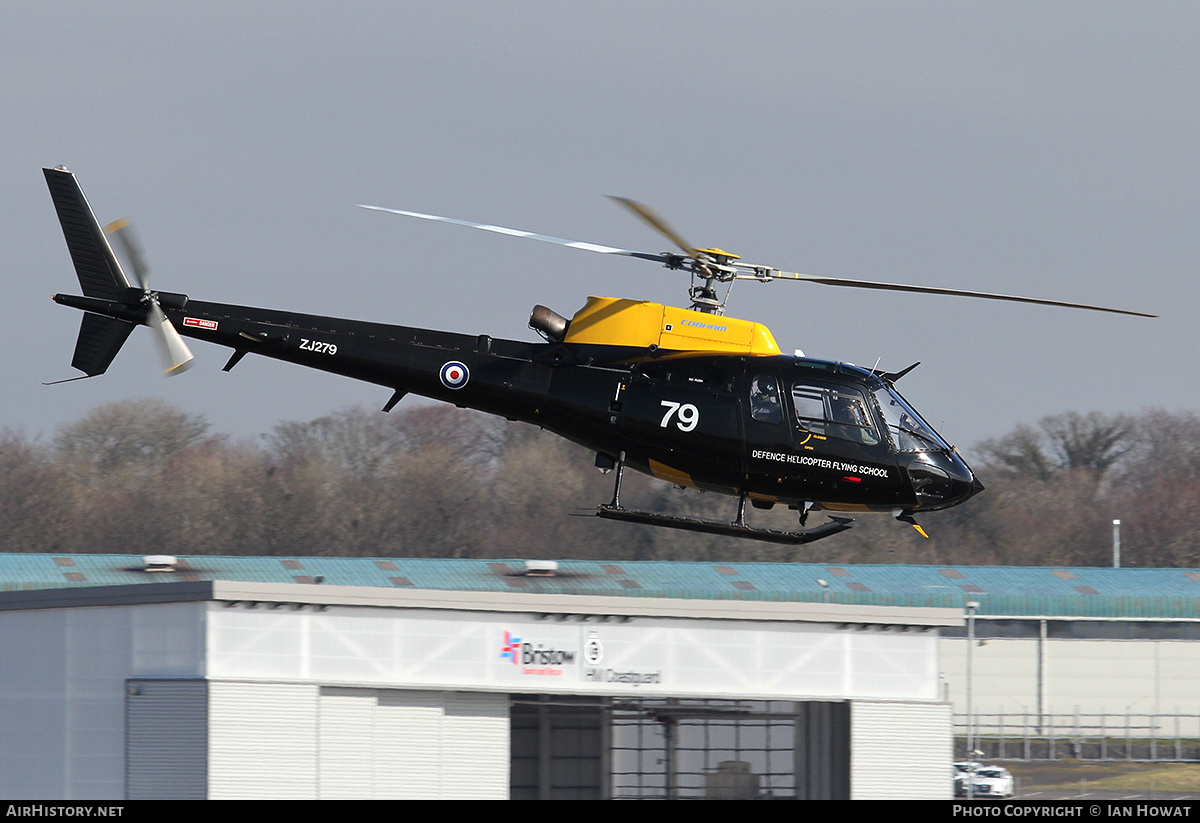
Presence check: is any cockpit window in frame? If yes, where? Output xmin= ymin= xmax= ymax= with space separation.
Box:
xmin=792 ymin=382 xmax=879 ymax=446
xmin=749 ymin=375 xmax=783 ymax=424
xmin=873 ymin=385 xmax=950 ymax=452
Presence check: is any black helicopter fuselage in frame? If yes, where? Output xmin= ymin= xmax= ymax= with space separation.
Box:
xmin=46 ymin=165 xmax=990 ymax=543
xmin=54 ymin=290 xmax=980 ymax=518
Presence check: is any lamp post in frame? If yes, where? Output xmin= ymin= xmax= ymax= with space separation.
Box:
xmin=966 ymin=600 xmax=979 ymax=799
xmin=1113 ymin=519 xmax=1121 ymax=568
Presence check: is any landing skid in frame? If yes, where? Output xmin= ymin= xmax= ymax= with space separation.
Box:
xmin=584 ymin=451 xmax=854 ymax=544
xmin=571 ymin=505 xmax=854 ymax=545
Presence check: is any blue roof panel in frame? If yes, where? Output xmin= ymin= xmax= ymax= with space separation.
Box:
xmin=3 ymin=555 xmax=1200 ymax=618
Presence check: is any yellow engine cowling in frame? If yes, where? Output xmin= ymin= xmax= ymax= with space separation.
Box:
xmin=562 ymin=296 xmax=781 ymax=356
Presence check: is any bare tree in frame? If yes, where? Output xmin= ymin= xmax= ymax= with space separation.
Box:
xmin=978 ymin=411 xmax=1132 ymax=484
xmin=54 ymin=398 xmax=212 ymax=477
xmin=9 ymin=399 xmax=1200 ymax=566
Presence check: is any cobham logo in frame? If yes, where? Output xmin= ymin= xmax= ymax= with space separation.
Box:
xmin=183 ymin=317 xmax=218 ymax=330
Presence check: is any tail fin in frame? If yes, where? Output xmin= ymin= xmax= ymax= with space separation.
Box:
xmin=44 ymin=166 xmax=133 ymax=300
xmin=45 ymin=167 xmax=137 ymax=377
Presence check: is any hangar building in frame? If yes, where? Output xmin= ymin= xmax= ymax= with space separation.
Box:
xmin=0 ymin=555 xmax=959 ymax=800
xmin=929 ymin=564 xmax=1200 ymax=744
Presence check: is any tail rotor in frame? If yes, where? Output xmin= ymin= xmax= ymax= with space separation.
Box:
xmin=105 ymin=218 xmax=194 ymax=375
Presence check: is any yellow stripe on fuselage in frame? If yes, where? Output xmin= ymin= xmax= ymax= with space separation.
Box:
xmin=648 ymin=459 xmax=696 ymax=489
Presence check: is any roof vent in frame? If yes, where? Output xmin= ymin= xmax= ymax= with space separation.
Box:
xmin=524 ymin=560 xmax=559 ymax=577
xmin=142 ymin=555 xmax=178 ymax=573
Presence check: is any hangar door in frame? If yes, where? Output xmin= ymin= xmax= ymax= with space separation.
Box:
xmin=510 ymin=696 xmax=850 ymax=800
xmin=126 ymin=678 xmax=208 ymax=799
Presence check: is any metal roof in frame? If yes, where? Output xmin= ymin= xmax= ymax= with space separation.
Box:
xmin=0 ymin=579 xmax=961 ymax=627
xmin=2 ymin=554 xmax=1200 ymax=618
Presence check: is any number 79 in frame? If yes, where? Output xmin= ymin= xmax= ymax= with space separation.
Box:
xmin=660 ymin=400 xmax=700 ymax=432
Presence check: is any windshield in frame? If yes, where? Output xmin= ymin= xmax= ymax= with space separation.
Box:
xmin=873 ymin=385 xmax=950 ymax=452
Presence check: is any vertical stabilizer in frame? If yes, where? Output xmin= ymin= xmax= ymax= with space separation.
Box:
xmin=44 ymin=167 xmax=132 ymax=299
xmin=45 ymin=167 xmax=139 ymax=377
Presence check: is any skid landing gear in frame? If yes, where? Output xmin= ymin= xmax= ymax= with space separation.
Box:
xmin=572 ymin=453 xmax=854 ymax=545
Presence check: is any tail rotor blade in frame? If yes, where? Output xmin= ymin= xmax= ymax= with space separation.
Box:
xmin=147 ymin=303 xmax=194 ymax=375
xmin=105 ymin=218 xmax=151 ymax=291
xmin=105 ymin=217 xmax=196 ymax=371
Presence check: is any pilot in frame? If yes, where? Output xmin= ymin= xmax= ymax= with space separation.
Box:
xmin=828 ymin=393 xmax=879 ymax=446
xmin=750 ymin=376 xmax=781 ymax=423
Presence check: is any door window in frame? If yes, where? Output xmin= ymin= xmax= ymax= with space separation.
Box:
xmin=792 ymin=383 xmax=879 ymax=446
xmin=748 ymin=374 xmax=783 ymax=424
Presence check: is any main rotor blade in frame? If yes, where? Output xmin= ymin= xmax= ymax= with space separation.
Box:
xmin=358 ymin=205 xmax=669 ymax=263
xmin=608 ymin=196 xmax=699 ymax=259
xmin=147 ymin=303 xmax=194 ymax=375
xmin=766 ymin=270 xmax=1157 ymax=317
xmin=359 ymin=202 xmax=1154 ymax=318
xmin=104 ymin=218 xmax=150 ymax=291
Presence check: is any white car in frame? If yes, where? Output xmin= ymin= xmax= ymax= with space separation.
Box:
xmin=965 ymin=766 xmax=1014 ymax=798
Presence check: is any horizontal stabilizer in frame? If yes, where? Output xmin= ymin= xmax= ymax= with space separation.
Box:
xmin=44 ymin=167 xmax=132 ymax=300
xmin=71 ymin=313 xmax=135 ymax=377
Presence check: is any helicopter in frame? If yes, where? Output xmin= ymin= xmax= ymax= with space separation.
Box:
xmin=43 ymin=167 xmax=1155 ymax=545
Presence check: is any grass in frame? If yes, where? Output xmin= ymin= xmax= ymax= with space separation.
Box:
xmin=1009 ymin=762 xmax=1200 ymax=793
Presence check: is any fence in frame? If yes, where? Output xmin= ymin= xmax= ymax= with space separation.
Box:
xmin=954 ymin=711 xmax=1200 ymax=761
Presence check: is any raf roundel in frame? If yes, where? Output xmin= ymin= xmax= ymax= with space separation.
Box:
xmin=439 ymin=360 xmax=470 ymax=390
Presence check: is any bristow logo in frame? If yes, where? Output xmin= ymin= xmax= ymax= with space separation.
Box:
xmin=439 ymin=360 xmax=469 ymax=390
xmin=500 ymin=631 xmax=577 ymax=669
xmin=501 ymin=631 xmax=522 ymax=664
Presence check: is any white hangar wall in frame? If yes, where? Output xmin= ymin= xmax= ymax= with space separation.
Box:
xmin=940 ymin=622 xmax=1200 ymax=736
xmin=205 ymin=600 xmax=942 ymax=701
xmin=850 ymin=701 xmax=954 ymax=800
xmin=0 ymin=582 xmax=959 ymax=800
xmin=208 ymin=683 xmax=509 ymax=800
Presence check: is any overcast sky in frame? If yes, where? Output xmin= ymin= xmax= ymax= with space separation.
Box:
xmin=3 ymin=2 xmax=1195 ymax=458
